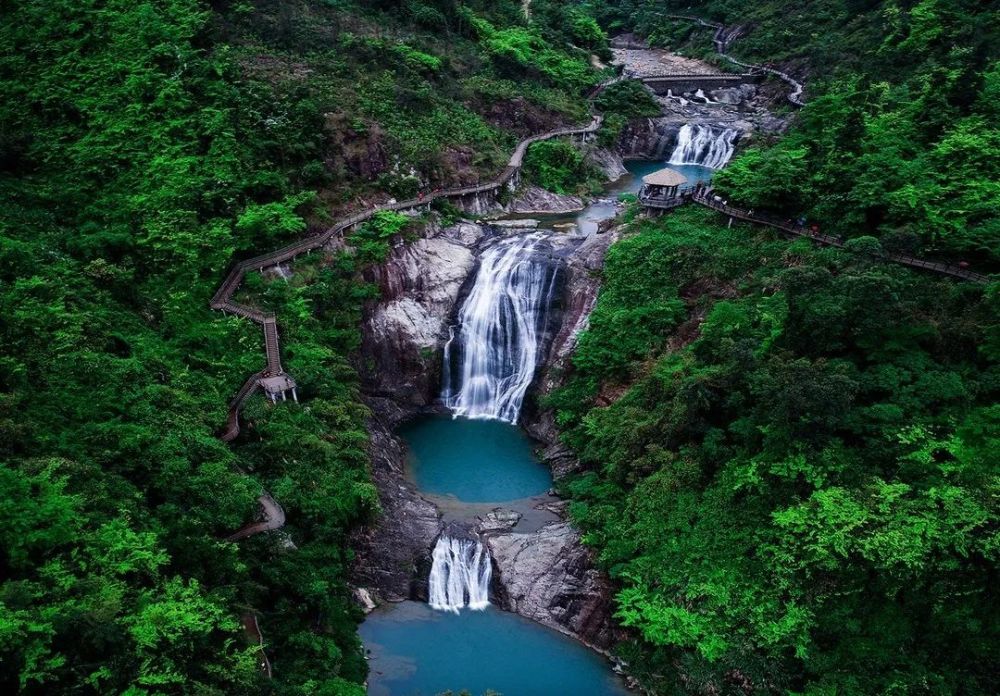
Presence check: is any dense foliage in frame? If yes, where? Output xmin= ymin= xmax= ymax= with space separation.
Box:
xmin=548 ymin=3 xmax=1000 ymax=693
xmin=523 ymin=139 xmax=603 ymax=194
xmin=549 ymin=207 xmax=999 ymax=694
xmin=0 ymin=0 xmax=600 ymax=692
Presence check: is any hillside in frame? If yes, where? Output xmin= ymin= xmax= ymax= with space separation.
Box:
xmin=1 ymin=0 xmax=997 ymax=693
xmin=545 ymin=2 xmax=1000 ymax=694
xmin=590 ymin=0 xmax=1000 ymax=264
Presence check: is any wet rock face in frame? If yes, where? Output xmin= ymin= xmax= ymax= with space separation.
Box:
xmin=487 ymin=519 xmax=616 ymax=650
xmin=524 ymin=228 xmax=618 ymax=479
xmin=616 ymin=90 xmax=789 ymax=160
xmin=610 ymin=37 xmax=790 ymax=160
xmin=587 ymin=147 xmax=629 ymax=182
xmin=359 ymin=221 xmax=488 ymax=415
xmin=350 ymin=416 xmax=442 ymax=603
xmin=356 ymin=215 xmax=619 ymax=648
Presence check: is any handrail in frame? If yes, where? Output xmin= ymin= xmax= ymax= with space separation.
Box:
xmin=640 ymin=72 xmax=757 ymax=80
xmin=213 ymin=113 xmax=605 ymax=325
xmin=688 ymin=191 xmax=988 ymax=283
xmin=211 ymin=86 xmax=608 ymax=447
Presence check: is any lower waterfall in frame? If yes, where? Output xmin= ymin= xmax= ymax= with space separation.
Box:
xmin=442 ymin=232 xmax=560 ymax=424
xmin=669 ymin=124 xmax=739 ymax=169
xmin=428 ymin=536 xmax=492 ymax=613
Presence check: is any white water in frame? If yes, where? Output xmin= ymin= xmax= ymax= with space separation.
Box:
xmin=442 ymin=232 xmax=560 ymax=424
xmin=669 ymin=124 xmax=739 ymax=169
xmin=428 ymin=537 xmax=492 ymax=613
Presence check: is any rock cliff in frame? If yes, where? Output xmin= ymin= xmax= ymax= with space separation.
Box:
xmin=487 ymin=520 xmax=616 ymax=650
xmin=359 ymin=221 xmax=487 ymax=416
xmin=353 ymin=212 xmax=618 ymax=650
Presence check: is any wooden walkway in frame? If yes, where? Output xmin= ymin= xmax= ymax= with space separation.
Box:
xmin=211 ymin=109 xmax=605 ymax=443
xmin=639 ymin=188 xmax=988 ymax=283
xmin=658 ymin=14 xmax=806 ymax=106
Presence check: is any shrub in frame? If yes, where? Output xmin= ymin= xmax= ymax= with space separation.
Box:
xmin=522 ymin=139 xmax=598 ymax=194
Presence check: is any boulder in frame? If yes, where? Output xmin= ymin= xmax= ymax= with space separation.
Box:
xmin=360 ymin=221 xmax=487 ymax=411
xmin=488 ymin=519 xmax=616 ymax=650
xmin=507 ymin=185 xmax=585 ymax=214
xmin=586 ymin=147 xmax=629 ymax=182
xmin=350 ymin=417 xmax=443 ymax=602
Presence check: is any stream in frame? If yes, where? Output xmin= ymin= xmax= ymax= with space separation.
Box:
xmin=361 ymin=152 xmax=725 ymax=695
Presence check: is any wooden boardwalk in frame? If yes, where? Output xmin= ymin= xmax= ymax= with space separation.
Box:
xmin=639 ymin=189 xmax=989 ymax=284
xmin=211 ymin=110 xmax=605 ymax=443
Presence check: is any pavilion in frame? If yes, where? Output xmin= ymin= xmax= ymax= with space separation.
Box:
xmin=639 ymin=167 xmax=688 ymax=201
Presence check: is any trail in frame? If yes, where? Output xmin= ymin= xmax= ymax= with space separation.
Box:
xmin=660 ymin=14 xmax=807 ymax=106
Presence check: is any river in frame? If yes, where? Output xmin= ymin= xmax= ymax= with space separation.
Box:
xmin=360 ymin=155 xmax=724 ymax=695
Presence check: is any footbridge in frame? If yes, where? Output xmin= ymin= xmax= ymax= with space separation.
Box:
xmin=641 ymin=72 xmax=762 ymax=94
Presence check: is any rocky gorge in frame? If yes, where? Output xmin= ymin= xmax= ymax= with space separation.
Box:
xmin=350 ymin=198 xmax=621 ymax=648
xmin=350 ymin=35 xmax=787 ymax=667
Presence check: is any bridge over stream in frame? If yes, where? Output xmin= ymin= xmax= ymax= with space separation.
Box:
xmin=641 ymin=72 xmax=762 ymax=94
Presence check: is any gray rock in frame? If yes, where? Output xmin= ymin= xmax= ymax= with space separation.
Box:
xmin=360 ymin=221 xmax=485 ymax=411
xmin=490 ymin=218 xmax=540 ymax=229
xmin=350 ymin=416 xmax=443 ymax=602
xmin=488 ymin=521 xmax=616 ymax=650
xmin=353 ymin=587 xmax=378 ymax=613
xmin=479 ymin=508 xmax=523 ymax=533
xmin=586 ymin=147 xmax=629 ymax=182
xmin=507 ymin=185 xmax=585 ymax=214
xmin=710 ymin=86 xmax=745 ymax=105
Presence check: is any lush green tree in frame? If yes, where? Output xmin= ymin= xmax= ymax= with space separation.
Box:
xmin=551 ymin=208 xmax=999 ymax=694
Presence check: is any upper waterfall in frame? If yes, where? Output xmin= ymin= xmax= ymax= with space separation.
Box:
xmin=669 ymin=124 xmax=739 ymax=169
xmin=442 ymin=232 xmax=561 ymax=424
xmin=428 ymin=536 xmax=492 ymax=613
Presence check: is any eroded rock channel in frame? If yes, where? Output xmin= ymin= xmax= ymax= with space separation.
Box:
xmin=350 ymin=40 xmax=784 ymax=694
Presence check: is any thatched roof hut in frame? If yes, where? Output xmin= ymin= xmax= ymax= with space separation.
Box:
xmin=642 ymin=168 xmax=688 ymax=188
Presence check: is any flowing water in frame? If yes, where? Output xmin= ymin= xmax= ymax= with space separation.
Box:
xmin=669 ymin=124 xmax=739 ymax=169
xmin=502 ymin=159 xmax=715 ymax=237
xmin=428 ymin=536 xmax=492 ymax=613
xmin=361 ymin=157 xmax=732 ymax=694
xmin=442 ymin=232 xmax=561 ymax=424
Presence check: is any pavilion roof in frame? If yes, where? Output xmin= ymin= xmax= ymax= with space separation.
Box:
xmin=642 ymin=168 xmax=688 ymax=187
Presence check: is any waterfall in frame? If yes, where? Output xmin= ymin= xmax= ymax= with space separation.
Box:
xmin=428 ymin=536 xmax=492 ymax=613
xmin=442 ymin=232 xmax=560 ymax=424
xmin=668 ymin=124 xmax=739 ymax=169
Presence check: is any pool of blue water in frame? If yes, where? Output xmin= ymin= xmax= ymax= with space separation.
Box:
xmin=530 ymin=160 xmax=715 ymax=235
xmin=401 ymin=415 xmax=552 ymax=503
xmin=360 ymin=602 xmax=629 ymax=696
xmin=621 ymin=159 xmax=714 ymax=191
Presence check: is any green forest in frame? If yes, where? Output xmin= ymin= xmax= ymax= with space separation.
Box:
xmin=550 ymin=1 xmax=1000 ymax=694
xmin=2 ymin=0 xmax=998 ymax=694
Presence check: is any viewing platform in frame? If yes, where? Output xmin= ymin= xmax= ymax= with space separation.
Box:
xmin=638 ymin=167 xmax=690 ymax=211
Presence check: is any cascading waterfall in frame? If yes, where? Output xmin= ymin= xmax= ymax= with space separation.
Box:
xmin=669 ymin=124 xmax=739 ymax=169
xmin=428 ymin=536 xmax=492 ymax=613
xmin=442 ymin=232 xmax=560 ymax=424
